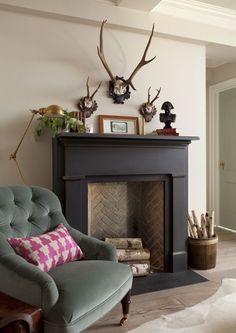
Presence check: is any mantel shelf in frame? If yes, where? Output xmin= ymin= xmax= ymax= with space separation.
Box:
xmin=57 ymin=132 xmax=199 ymax=142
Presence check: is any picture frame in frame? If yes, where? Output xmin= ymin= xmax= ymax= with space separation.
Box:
xmin=99 ymin=115 xmax=140 ymax=135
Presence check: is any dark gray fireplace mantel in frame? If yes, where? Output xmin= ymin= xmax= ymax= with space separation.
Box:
xmin=53 ymin=133 xmax=199 ymax=272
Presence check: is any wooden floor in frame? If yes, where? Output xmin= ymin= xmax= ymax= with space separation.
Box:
xmin=84 ymin=228 xmax=236 ymax=333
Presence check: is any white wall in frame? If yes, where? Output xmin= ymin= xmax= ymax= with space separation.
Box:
xmin=0 ymin=7 xmax=206 ymax=215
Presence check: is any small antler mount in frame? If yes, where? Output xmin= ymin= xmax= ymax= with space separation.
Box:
xmin=139 ymin=87 xmax=161 ymax=122
xmin=77 ymin=77 xmax=102 ymax=118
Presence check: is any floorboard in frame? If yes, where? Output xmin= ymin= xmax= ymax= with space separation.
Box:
xmin=84 ymin=228 xmax=236 ymax=333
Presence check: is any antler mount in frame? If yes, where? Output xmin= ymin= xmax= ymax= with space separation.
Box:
xmin=139 ymin=87 xmax=161 ymax=122
xmin=77 ymin=77 xmax=102 ymax=118
xmin=97 ymin=20 xmax=156 ymax=104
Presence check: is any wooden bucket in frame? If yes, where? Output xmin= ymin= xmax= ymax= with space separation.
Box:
xmin=188 ymin=236 xmax=218 ymax=270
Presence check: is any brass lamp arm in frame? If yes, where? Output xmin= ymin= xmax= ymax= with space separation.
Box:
xmin=10 ymin=111 xmax=37 ymax=161
xmin=10 ymin=105 xmax=65 ymax=184
xmin=9 ymin=111 xmax=38 ymax=184
xmin=11 ymin=158 xmax=26 ymax=185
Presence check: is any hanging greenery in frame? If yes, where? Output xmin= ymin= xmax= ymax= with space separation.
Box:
xmin=35 ymin=111 xmax=85 ymax=137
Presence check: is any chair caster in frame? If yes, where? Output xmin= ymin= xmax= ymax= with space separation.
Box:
xmin=120 ymin=290 xmax=131 ymax=326
xmin=120 ymin=314 xmax=128 ymax=326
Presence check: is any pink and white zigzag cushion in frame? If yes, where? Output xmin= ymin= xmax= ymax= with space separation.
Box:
xmin=8 ymin=224 xmax=84 ymax=272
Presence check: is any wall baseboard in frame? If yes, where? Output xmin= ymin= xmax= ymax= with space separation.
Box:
xmin=216 ymin=225 xmax=236 ymax=234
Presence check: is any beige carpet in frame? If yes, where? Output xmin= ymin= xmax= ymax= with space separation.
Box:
xmin=127 ymin=279 xmax=236 ymax=333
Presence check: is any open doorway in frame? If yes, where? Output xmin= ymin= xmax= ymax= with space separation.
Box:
xmin=219 ymin=88 xmax=236 ymax=230
xmin=208 ymin=78 xmax=236 ymax=231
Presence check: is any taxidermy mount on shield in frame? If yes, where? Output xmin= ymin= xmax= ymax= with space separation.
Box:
xmin=97 ymin=20 xmax=156 ymax=104
xmin=77 ymin=77 xmax=102 ymax=119
xmin=139 ymin=87 xmax=161 ymax=122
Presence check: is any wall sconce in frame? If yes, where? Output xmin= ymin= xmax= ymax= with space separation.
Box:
xmin=9 ymin=105 xmax=65 ymax=184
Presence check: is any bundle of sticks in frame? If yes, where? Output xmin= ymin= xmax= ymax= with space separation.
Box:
xmin=188 ymin=210 xmax=215 ymax=239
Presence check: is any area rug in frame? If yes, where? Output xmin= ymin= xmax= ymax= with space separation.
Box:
xmin=132 ymin=270 xmax=208 ymax=295
xmin=128 ymin=279 xmax=236 ymax=333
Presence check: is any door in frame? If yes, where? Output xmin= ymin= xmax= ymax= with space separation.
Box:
xmin=219 ymin=88 xmax=236 ymax=230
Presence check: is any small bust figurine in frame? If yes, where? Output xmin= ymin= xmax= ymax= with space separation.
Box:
xmin=159 ymin=101 xmax=176 ymax=129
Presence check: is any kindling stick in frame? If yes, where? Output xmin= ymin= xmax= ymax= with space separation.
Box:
xmin=201 ymin=214 xmax=208 ymax=238
xmin=192 ymin=210 xmax=202 ymax=238
xmin=188 ymin=213 xmax=198 ymax=238
xmin=209 ymin=210 xmax=215 ymax=237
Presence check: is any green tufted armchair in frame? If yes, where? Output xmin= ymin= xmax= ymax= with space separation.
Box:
xmin=0 ymin=186 xmax=133 ymax=333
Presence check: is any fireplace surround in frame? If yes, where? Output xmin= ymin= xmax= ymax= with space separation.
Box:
xmin=52 ymin=133 xmax=198 ymax=272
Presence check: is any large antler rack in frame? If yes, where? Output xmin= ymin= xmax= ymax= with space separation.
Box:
xmin=97 ymin=20 xmax=156 ymax=103
xmin=97 ymin=20 xmax=115 ymax=84
xmin=126 ymin=24 xmax=156 ymax=90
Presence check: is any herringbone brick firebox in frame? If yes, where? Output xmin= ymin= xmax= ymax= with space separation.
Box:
xmin=88 ymin=181 xmax=164 ymax=270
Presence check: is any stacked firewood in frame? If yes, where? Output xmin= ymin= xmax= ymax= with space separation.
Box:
xmin=105 ymin=238 xmax=150 ymax=276
xmin=188 ymin=210 xmax=215 ymax=239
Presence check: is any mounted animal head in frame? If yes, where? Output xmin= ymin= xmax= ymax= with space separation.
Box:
xmin=139 ymin=87 xmax=161 ymax=122
xmin=97 ymin=20 xmax=156 ymax=104
xmin=77 ymin=77 xmax=102 ymax=118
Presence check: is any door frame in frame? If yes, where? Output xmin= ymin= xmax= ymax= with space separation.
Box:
xmin=208 ymin=77 xmax=236 ymax=226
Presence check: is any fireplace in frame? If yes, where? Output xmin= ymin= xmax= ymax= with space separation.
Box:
xmin=88 ymin=180 xmax=164 ymax=270
xmin=52 ymin=133 xmax=198 ymax=272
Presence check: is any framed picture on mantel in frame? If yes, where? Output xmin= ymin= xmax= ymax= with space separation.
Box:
xmin=99 ymin=115 xmax=140 ymax=135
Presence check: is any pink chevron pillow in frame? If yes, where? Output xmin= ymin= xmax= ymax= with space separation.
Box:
xmin=8 ymin=224 xmax=84 ymax=272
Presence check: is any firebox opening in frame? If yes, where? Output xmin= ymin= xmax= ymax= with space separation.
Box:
xmin=88 ymin=181 xmax=164 ymax=271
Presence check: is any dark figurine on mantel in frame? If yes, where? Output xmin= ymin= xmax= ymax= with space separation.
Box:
xmin=159 ymin=101 xmax=176 ymax=129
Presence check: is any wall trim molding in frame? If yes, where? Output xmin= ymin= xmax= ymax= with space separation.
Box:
xmin=156 ymin=0 xmax=236 ymax=30
xmin=216 ymin=225 xmax=236 ymax=233
xmin=1 ymin=0 xmax=236 ymax=44
xmin=208 ymin=77 xmax=236 ymax=226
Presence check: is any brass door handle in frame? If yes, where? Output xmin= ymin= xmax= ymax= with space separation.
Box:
xmin=219 ymin=161 xmax=225 ymax=170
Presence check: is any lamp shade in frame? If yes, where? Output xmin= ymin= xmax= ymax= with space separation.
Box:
xmin=37 ymin=105 xmax=65 ymax=117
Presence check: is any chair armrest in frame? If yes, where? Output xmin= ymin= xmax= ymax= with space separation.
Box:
xmin=68 ymin=228 xmax=117 ymax=262
xmin=0 ymin=235 xmax=59 ymax=314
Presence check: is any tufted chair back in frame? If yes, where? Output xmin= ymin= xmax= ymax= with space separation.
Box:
xmin=0 ymin=186 xmax=68 ymax=238
xmin=0 ymin=186 xmax=133 ymax=333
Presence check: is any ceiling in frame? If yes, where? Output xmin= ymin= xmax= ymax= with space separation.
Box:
xmin=103 ymin=0 xmax=236 ymax=68
xmin=196 ymin=0 xmax=236 ymax=11
xmin=109 ymin=0 xmax=236 ymax=12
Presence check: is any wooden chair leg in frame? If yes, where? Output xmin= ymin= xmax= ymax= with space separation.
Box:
xmin=120 ymin=290 xmax=131 ymax=326
xmin=0 ymin=313 xmax=33 ymax=333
